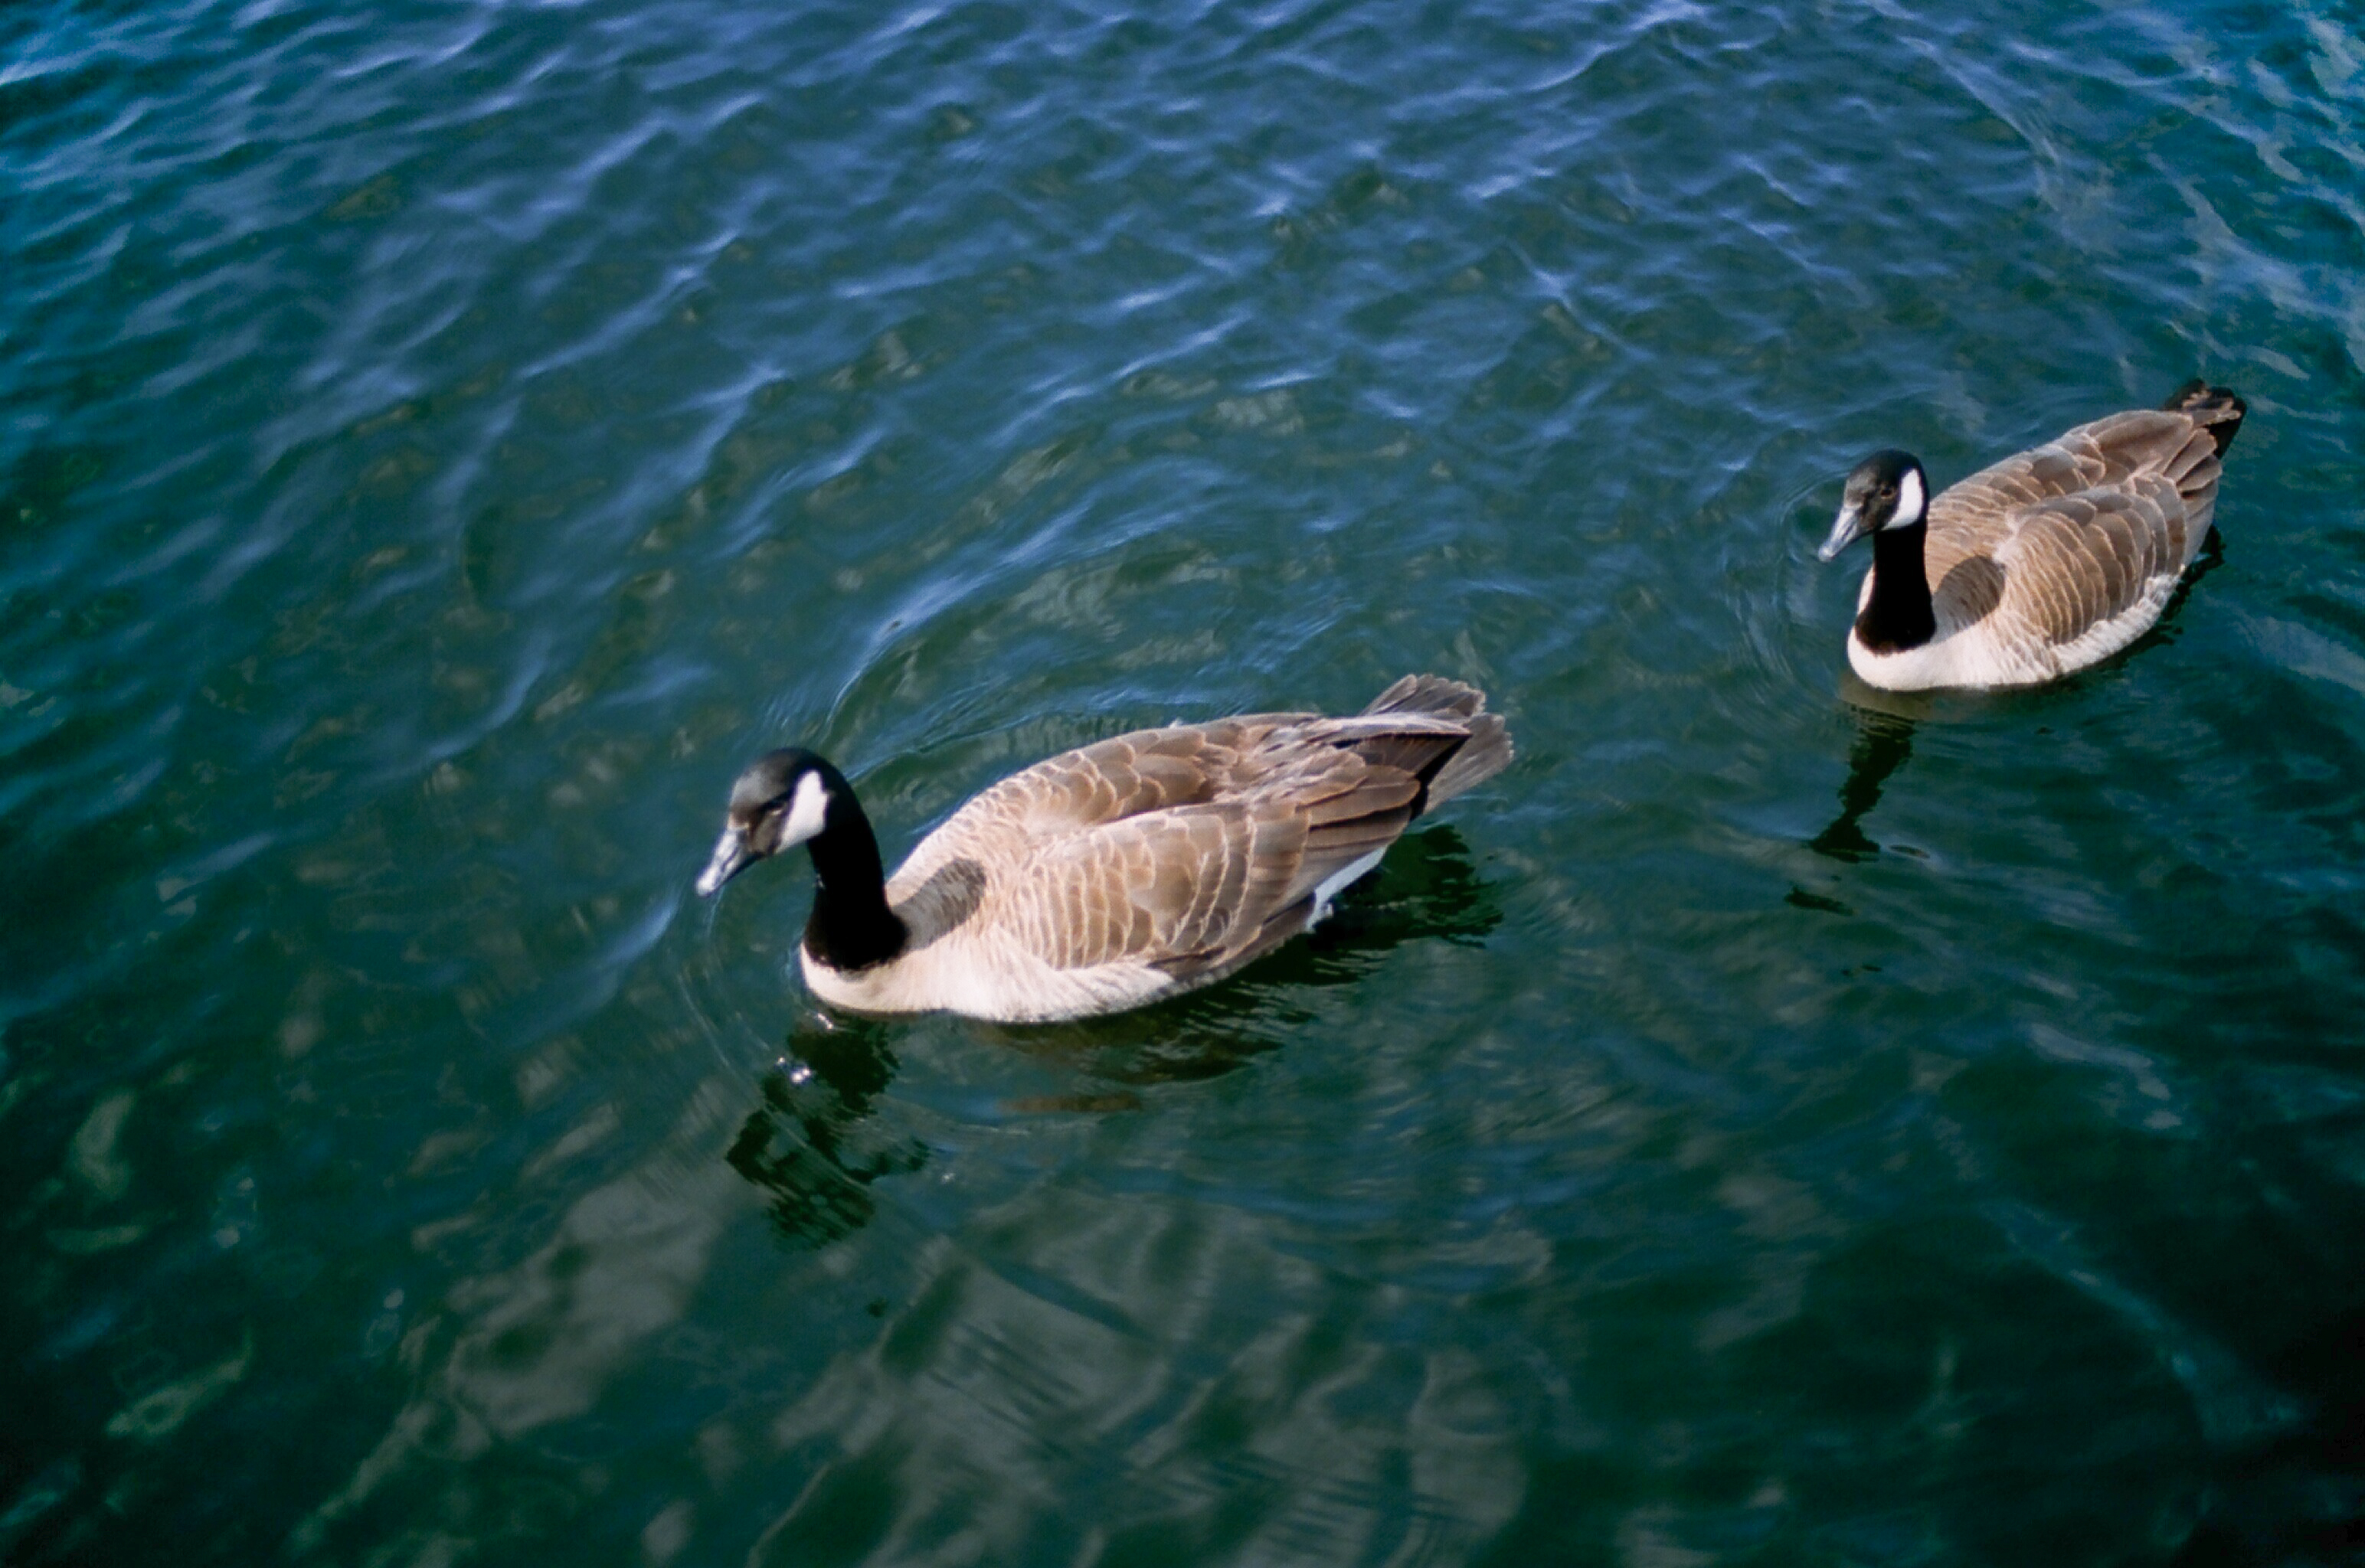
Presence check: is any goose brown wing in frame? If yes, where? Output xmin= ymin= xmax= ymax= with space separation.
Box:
xmin=1994 ymin=475 xmax=2191 ymax=645
xmin=886 ymin=678 xmax=1510 ymax=976
xmin=2052 ymin=407 xmax=2230 ymax=557
xmin=1946 ymin=410 xmax=2204 ymax=510
xmin=1003 ymin=718 xmax=1304 ymax=831
xmin=999 ymin=712 xmax=1477 ymax=980
xmin=1008 ymin=799 xmax=1312 ymax=979
xmin=1927 ymin=407 xmax=2230 ymax=618
xmin=885 ymin=717 xmax=1302 ymax=900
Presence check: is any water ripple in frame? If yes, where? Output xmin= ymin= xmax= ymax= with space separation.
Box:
xmin=4 ymin=0 xmax=2363 ymax=1563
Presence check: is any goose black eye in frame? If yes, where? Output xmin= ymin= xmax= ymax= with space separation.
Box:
xmin=1879 ymin=486 xmax=1896 ymax=501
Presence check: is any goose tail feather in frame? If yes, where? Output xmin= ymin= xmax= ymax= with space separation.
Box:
xmin=2164 ymin=379 xmax=2246 ymax=458
xmin=1361 ymin=675 xmax=1514 ymax=809
xmin=1361 ymin=673 xmax=1485 ymax=721
xmin=1425 ymin=714 xmax=1513 ymax=808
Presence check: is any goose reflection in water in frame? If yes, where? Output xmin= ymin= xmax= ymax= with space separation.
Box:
xmin=1809 ymin=706 xmax=1918 ymax=864
xmin=725 ymin=825 xmax=1500 ymax=1244
xmin=728 ymin=1017 xmax=927 ymax=1250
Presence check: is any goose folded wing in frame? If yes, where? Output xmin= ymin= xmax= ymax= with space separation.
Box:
xmin=1941 ymin=409 xmax=2190 ymax=518
xmin=2059 ymin=408 xmax=2214 ymax=487
xmin=1012 ymin=800 xmax=1313 ymax=976
xmin=1012 ymin=742 xmax=1438 ymax=978
xmin=994 ymin=721 xmax=1303 ymax=835
xmin=1999 ymin=477 xmax=2187 ymax=645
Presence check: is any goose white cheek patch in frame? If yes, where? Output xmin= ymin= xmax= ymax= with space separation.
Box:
xmin=1888 ymin=467 xmax=1926 ymax=528
xmin=780 ymin=770 xmax=831 ymax=847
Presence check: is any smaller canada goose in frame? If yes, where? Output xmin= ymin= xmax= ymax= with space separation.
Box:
xmin=696 ymin=675 xmax=1513 ymax=1024
xmin=1818 ymin=381 xmax=2246 ymax=691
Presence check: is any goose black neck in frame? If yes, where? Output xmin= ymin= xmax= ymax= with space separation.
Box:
xmin=1857 ymin=520 xmax=1937 ymax=653
xmin=799 ymin=772 xmax=908 ymax=972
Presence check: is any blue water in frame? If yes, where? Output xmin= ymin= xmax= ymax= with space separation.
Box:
xmin=4 ymin=0 xmax=2363 ymax=1562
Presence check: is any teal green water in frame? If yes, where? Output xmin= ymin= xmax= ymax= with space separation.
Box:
xmin=5 ymin=0 xmax=2364 ymax=1562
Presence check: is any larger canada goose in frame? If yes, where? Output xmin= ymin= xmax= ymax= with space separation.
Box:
xmin=696 ymin=675 xmax=1513 ymax=1023
xmin=1818 ymin=381 xmax=2245 ymax=691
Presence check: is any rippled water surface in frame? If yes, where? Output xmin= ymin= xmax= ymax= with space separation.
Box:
xmin=6 ymin=0 xmax=2364 ymax=1562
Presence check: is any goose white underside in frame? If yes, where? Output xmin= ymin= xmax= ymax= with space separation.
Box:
xmin=1310 ymin=847 xmax=1388 ymax=921
xmin=1845 ymin=568 xmax=2183 ymax=691
xmin=802 ymin=943 xmax=1179 ymax=1024
xmin=798 ymin=846 xmax=1389 ymax=1024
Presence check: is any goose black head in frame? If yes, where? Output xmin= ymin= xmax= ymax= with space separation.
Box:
xmin=697 ymin=749 xmax=836 ymax=896
xmin=1819 ymin=449 xmax=1928 ymax=562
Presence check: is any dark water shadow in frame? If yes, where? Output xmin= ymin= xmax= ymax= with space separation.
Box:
xmin=2154 ymin=524 xmax=2227 ymax=639
xmin=1809 ymin=706 xmax=1918 ymax=864
xmin=2172 ymin=1299 xmax=2365 ymax=1566
xmin=726 ymin=1014 xmax=927 ymax=1250
xmin=989 ymin=822 xmax=1503 ymax=1087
